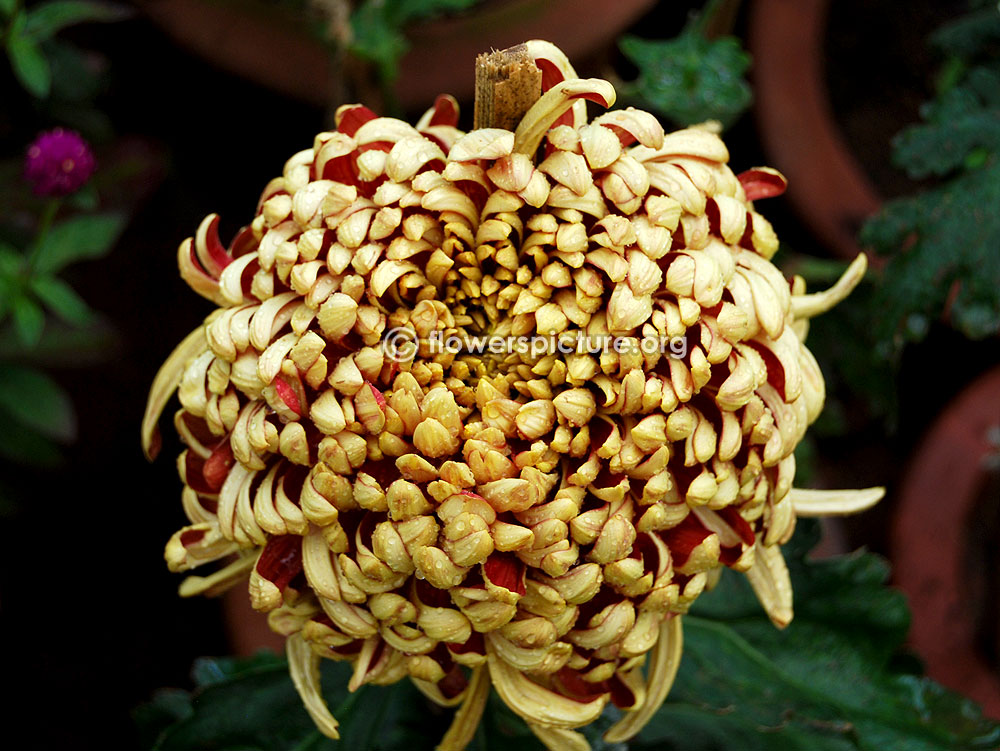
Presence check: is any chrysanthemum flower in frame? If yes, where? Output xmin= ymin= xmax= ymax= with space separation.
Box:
xmin=23 ymin=128 xmax=96 ymax=197
xmin=143 ymin=41 xmax=883 ymax=751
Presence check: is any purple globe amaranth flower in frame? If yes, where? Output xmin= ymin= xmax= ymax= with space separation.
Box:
xmin=24 ymin=128 xmax=96 ymax=197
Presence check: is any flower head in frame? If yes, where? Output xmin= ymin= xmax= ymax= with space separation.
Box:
xmin=143 ymin=41 xmax=883 ymax=751
xmin=24 ymin=128 xmax=96 ymax=197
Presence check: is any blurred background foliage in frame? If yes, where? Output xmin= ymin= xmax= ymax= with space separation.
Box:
xmin=1 ymin=0 xmax=998 ymax=748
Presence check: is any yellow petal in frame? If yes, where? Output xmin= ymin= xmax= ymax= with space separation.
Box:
xmin=177 ymin=553 xmax=255 ymax=598
xmin=514 ymin=78 xmax=616 ymax=157
xmin=287 ymin=632 xmax=340 ymax=739
xmin=528 ymin=723 xmax=590 ymax=751
xmin=487 ymin=649 xmax=607 ymax=729
xmin=436 ymin=665 xmax=490 ymax=751
xmin=604 ymin=615 xmax=683 ymax=743
xmin=141 ymin=324 xmax=209 ymax=459
xmin=790 ymin=486 xmax=885 ymax=516
xmin=790 ymin=253 xmax=868 ymax=320
xmin=744 ymin=542 xmax=793 ymax=628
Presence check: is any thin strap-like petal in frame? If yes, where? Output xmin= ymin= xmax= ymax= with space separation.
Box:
xmin=791 ymin=486 xmax=885 ymax=517
xmin=790 ymin=253 xmax=868 ymax=319
xmin=604 ymin=615 xmax=683 ymax=743
xmin=142 ymin=325 xmax=209 ymax=459
xmin=745 ymin=542 xmax=793 ymax=628
xmin=437 ymin=665 xmax=490 ymax=751
xmin=287 ymin=632 xmax=340 ymax=739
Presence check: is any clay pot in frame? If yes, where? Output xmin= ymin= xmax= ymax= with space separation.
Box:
xmin=747 ymin=0 xmax=881 ymax=262
xmin=891 ymin=366 xmax=1000 ymax=717
xmin=137 ymin=0 xmax=657 ymax=111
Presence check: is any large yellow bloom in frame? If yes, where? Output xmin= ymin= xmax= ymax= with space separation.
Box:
xmin=143 ymin=41 xmax=882 ymax=751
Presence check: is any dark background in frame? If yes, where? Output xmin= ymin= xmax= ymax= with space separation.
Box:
xmin=0 ymin=1 xmax=995 ymax=748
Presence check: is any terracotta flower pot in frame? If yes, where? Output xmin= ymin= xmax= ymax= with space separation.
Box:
xmin=137 ymin=0 xmax=657 ymax=111
xmin=748 ymin=0 xmax=881 ymax=262
xmin=891 ymin=366 xmax=1000 ymax=717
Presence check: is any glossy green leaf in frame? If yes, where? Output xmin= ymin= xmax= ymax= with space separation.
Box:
xmin=23 ymin=0 xmax=130 ymax=40
xmin=0 ymin=363 xmax=76 ymax=441
xmin=139 ymin=521 xmax=1000 ymax=751
xmin=632 ymin=521 xmax=1000 ymax=751
xmin=148 ymin=653 xmax=453 ymax=751
xmin=151 ymin=655 xmax=342 ymax=751
xmin=29 ymin=274 xmax=95 ymax=325
xmin=32 ymin=212 xmax=125 ymax=273
xmin=619 ymin=32 xmax=752 ymax=129
xmin=7 ymin=31 xmax=52 ymax=98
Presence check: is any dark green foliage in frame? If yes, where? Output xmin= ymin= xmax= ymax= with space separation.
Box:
xmin=136 ymin=523 xmax=1000 ymax=751
xmin=860 ymin=5 xmax=1000 ymax=350
xmin=2 ymin=1 xmax=128 ymax=98
xmin=634 ymin=522 xmax=1000 ymax=750
xmin=619 ymin=31 xmax=752 ymax=129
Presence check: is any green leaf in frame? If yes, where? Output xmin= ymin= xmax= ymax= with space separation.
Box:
xmin=350 ymin=0 xmax=479 ymax=84
xmin=930 ymin=6 xmax=1000 ymax=60
xmin=633 ymin=521 xmax=1000 ymax=751
xmin=139 ymin=526 xmax=1000 ymax=751
xmin=7 ymin=31 xmax=52 ymax=98
xmin=152 ymin=656 xmax=343 ymax=751
xmin=29 ymin=274 xmax=95 ymax=325
xmin=0 ymin=363 xmax=76 ymax=441
xmin=620 ymin=31 xmax=752 ymax=129
xmin=856 ymin=4 xmax=1000 ymax=353
xmin=0 ymin=0 xmax=17 ymax=18
xmin=10 ymin=294 xmax=45 ymax=346
xmin=133 ymin=689 xmax=193 ymax=751
xmin=23 ymin=1 xmax=130 ymax=41
xmin=861 ymin=158 xmax=1000 ymax=345
xmin=32 ymin=212 xmax=125 ymax=274
xmin=0 ymin=243 xmax=24 ymax=320
xmin=892 ymin=74 xmax=1000 ymax=179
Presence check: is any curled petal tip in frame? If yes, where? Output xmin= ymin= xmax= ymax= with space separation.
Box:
xmin=791 ymin=253 xmax=868 ymax=320
xmin=142 ymin=326 xmax=209 ymax=460
xmin=514 ymin=78 xmax=617 ymax=156
xmin=288 ymin=633 xmax=340 ymax=740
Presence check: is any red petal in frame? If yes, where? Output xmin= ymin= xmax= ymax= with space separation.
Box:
xmin=256 ymin=534 xmax=303 ymax=591
xmin=716 ymin=507 xmax=755 ymax=547
xmin=337 ymin=105 xmax=378 ymax=137
xmin=738 ymin=169 xmax=788 ymax=201
xmin=274 ymin=377 xmax=302 ymax=416
xmin=427 ymin=94 xmax=459 ymax=127
xmin=202 ymin=214 xmax=233 ymax=273
xmin=180 ymin=528 xmax=206 ymax=546
xmin=483 ymin=552 xmax=526 ymax=596
xmin=366 ymin=381 xmax=387 ymax=411
xmin=660 ymin=515 xmax=711 ymax=568
xmin=535 ymin=58 xmax=565 ymax=92
xmin=202 ymin=442 xmax=235 ymax=491
xmin=447 ymin=631 xmax=485 ymax=656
